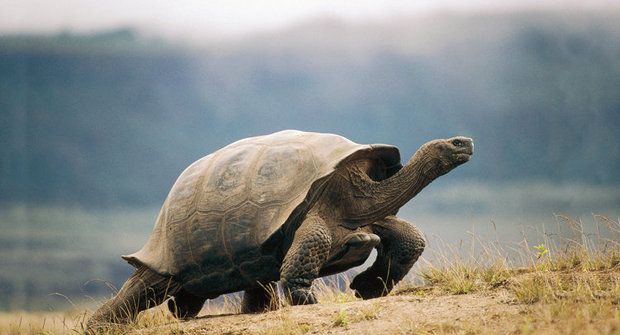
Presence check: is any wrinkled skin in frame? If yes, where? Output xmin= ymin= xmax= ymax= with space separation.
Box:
xmin=279 ymin=137 xmax=473 ymax=304
xmin=87 ymin=135 xmax=473 ymax=332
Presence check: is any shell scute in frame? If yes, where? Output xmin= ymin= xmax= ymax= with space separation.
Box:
xmin=199 ymin=144 xmax=262 ymax=211
xmin=166 ymin=156 xmax=211 ymax=223
xmin=122 ymin=130 xmax=402 ymax=293
xmin=222 ymin=201 xmax=261 ymax=264
xmin=251 ymin=143 xmax=318 ymax=205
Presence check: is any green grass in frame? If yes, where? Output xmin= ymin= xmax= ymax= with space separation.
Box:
xmin=332 ymin=309 xmax=350 ymax=328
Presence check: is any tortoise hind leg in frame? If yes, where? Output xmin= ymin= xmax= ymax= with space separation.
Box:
xmin=320 ymin=232 xmax=380 ymax=276
xmin=167 ymin=288 xmax=206 ymax=319
xmin=350 ymin=216 xmax=425 ymax=299
xmin=241 ymin=282 xmax=279 ymax=313
xmin=86 ymin=266 xmax=181 ymax=331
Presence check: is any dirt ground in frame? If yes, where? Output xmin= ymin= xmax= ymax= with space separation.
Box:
xmin=2 ymin=268 xmax=618 ymax=334
xmin=133 ymin=289 xmax=521 ymax=335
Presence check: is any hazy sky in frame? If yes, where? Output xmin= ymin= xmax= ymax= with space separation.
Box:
xmin=1 ymin=0 xmax=617 ymax=37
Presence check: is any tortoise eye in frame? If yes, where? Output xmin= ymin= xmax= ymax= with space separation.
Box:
xmin=452 ymin=139 xmax=463 ymax=147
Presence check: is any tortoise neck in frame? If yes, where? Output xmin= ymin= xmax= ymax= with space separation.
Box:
xmin=353 ymin=146 xmax=439 ymax=223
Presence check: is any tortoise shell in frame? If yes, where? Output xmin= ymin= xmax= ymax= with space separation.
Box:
xmin=122 ymin=130 xmax=401 ymax=295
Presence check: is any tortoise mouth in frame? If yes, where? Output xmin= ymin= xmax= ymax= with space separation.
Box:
xmin=454 ymin=153 xmax=472 ymax=164
xmin=453 ymin=148 xmax=473 ymax=164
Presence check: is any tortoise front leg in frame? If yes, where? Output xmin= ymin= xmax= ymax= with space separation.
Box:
xmin=350 ymin=216 xmax=425 ymax=299
xmin=280 ymin=214 xmax=332 ymax=305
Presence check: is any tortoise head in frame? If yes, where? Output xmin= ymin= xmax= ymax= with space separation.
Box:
xmin=419 ymin=136 xmax=474 ymax=177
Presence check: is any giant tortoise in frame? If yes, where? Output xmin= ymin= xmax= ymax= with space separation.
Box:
xmin=88 ymin=130 xmax=474 ymax=327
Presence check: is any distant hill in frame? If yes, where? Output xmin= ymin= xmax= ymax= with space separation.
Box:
xmin=1 ymin=10 xmax=620 ymax=207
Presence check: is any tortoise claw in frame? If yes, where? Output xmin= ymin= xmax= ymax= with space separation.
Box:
xmin=288 ymin=288 xmax=317 ymax=305
xmin=283 ymin=280 xmax=317 ymax=305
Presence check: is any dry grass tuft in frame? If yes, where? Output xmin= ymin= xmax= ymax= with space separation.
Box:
xmin=263 ymin=313 xmax=311 ymax=335
xmin=509 ymin=262 xmax=620 ymax=304
xmin=332 ymin=309 xmax=350 ymax=328
xmin=314 ymin=274 xmax=358 ymax=304
xmin=417 ymin=239 xmax=512 ymax=295
xmin=0 ymin=310 xmax=86 ymax=335
xmin=354 ymin=302 xmax=381 ymax=321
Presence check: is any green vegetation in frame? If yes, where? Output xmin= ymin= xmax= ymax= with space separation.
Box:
xmin=332 ymin=309 xmax=349 ymax=328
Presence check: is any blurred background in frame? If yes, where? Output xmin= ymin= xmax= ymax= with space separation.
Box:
xmin=1 ymin=0 xmax=619 ymax=311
